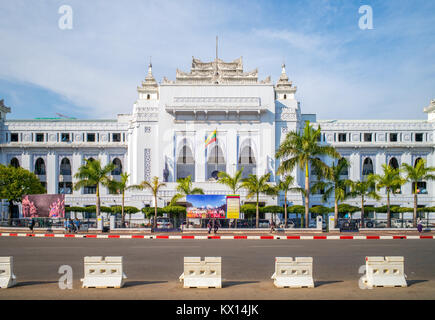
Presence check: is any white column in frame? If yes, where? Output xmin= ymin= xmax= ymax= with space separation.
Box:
xmin=46 ymin=151 xmax=58 ymax=194
xmin=195 ymin=129 xmax=206 ymax=182
xmin=349 ymin=152 xmax=360 ymax=181
xmin=72 ymin=152 xmax=83 ymax=195
xmin=100 ymin=151 xmax=109 ymax=196
xmin=375 ymin=152 xmax=386 ymax=175
xmin=401 ymin=152 xmax=412 ymax=195
xmin=22 ymin=152 xmax=31 ymax=171
xmin=227 ymin=128 xmax=237 ymax=176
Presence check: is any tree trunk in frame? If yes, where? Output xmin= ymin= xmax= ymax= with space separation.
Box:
xmin=284 ymin=191 xmax=288 ymax=228
xmin=256 ymin=193 xmax=259 ymax=229
xmin=386 ymin=189 xmax=391 ymax=228
xmin=413 ymin=192 xmax=418 ymax=228
xmin=153 ymin=194 xmax=158 ymax=229
xmin=305 ymin=162 xmax=310 ymax=228
xmin=121 ymin=191 xmax=125 ymax=225
xmin=96 ymin=184 xmax=101 ymax=217
xmin=361 ymin=196 xmax=365 ymax=228
xmin=8 ymin=200 xmax=13 ymax=226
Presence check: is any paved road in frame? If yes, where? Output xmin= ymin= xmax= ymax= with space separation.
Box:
xmin=0 ymin=237 xmax=434 ymax=299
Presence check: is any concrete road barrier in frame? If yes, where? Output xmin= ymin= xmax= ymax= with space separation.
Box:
xmin=0 ymin=257 xmax=17 ymax=289
xmin=271 ymin=257 xmax=314 ymax=288
xmin=81 ymin=256 xmax=127 ymax=288
xmin=179 ymin=257 xmax=222 ymax=288
xmin=361 ymin=256 xmax=407 ymax=288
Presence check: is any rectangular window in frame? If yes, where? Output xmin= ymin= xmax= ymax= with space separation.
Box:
xmin=338 ymin=133 xmax=347 ymax=142
xmin=390 ymin=133 xmax=398 ymax=142
xmin=36 ymin=133 xmax=44 ymax=142
xmin=84 ymin=185 xmax=97 ymax=194
xmin=61 ymin=133 xmax=70 ymax=142
xmin=11 ymin=133 xmax=19 ymax=142
xmin=87 ymin=133 xmax=96 ymax=142
xmin=364 ymin=133 xmax=372 ymax=142
xmin=58 ymin=182 xmax=73 ymax=194
xmin=415 ymin=133 xmax=423 ymax=142
xmin=112 ymin=133 xmax=121 ymax=142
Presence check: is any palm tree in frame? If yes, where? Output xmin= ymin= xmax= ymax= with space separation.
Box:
xmin=217 ymin=168 xmax=244 ymax=228
xmin=241 ymin=173 xmax=275 ymax=228
xmin=276 ymin=174 xmax=301 ymax=228
xmin=217 ymin=168 xmax=244 ymax=194
xmin=276 ymin=122 xmax=340 ymax=228
xmin=136 ymin=176 xmax=166 ymax=229
xmin=402 ymin=159 xmax=435 ymax=227
xmin=108 ymin=173 xmax=139 ymax=225
xmin=349 ymin=175 xmax=380 ymax=228
xmin=74 ymin=159 xmax=116 ymax=218
xmin=373 ymin=164 xmax=406 ymax=228
xmin=311 ymin=158 xmax=352 ymax=227
xmin=169 ymin=175 xmax=204 ymax=205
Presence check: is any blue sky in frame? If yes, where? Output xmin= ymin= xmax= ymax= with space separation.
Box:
xmin=0 ymin=0 xmax=434 ymax=120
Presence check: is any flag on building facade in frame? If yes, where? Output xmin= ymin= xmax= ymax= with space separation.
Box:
xmin=205 ymin=129 xmax=217 ymax=147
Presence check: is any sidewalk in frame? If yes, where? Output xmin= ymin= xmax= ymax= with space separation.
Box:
xmin=1 ymin=228 xmax=434 ymax=240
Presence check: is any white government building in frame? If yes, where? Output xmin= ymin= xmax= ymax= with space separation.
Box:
xmin=1 ymin=55 xmax=435 ymax=219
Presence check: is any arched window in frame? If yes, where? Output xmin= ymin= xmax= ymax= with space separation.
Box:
xmin=389 ymin=157 xmax=399 ymax=169
xmin=83 ymin=158 xmax=97 ymax=194
xmin=284 ymin=94 xmax=287 ymax=100
xmin=147 ymin=94 xmax=150 ymax=100
xmin=207 ymin=145 xmax=226 ymax=180
xmin=362 ymin=158 xmax=374 ymax=176
xmin=10 ymin=157 xmax=20 ymax=168
xmin=60 ymin=158 xmax=72 ymax=175
xmin=239 ymin=145 xmax=256 ymax=179
xmin=35 ymin=158 xmax=46 ymax=175
xmin=413 ymin=157 xmax=427 ymax=194
xmin=111 ymin=158 xmax=122 ymax=176
xmin=177 ymin=145 xmax=195 ymax=180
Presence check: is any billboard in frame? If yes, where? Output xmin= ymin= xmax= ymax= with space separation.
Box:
xmin=22 ymin=194 xmax=65 ymax=218
xmin=186 ymin=195 xmax=226 ymax=219
xmin=226 ymin=195 xmax=240 ymax=219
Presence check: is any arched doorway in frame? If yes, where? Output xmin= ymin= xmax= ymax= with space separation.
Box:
xmin=207 ymin=145 xmax=226 ymax=180
xmin=34 ymin=158 xmax=46 ymax=189
xmin=362 ymin=157 xmax=374 ymax=180
xmin=389 ymin=157 xmax=399 ymax=169
xmin=239 ymin=145 xmax=256 ymax=179
xmin=59 ymin=158 xmax=72 ymax=194
xmin=10 ymin=157 xmax=20 ymax=168
xmin=177 ymin=145 xmax=195 ymax=180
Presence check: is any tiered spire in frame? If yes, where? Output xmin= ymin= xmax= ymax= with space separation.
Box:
xmin=275 ymin=63 xmax=297 ymax=97
xmin=137 ymin=61 xmax=158 ymax=97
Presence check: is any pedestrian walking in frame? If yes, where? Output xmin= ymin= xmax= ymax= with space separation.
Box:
xmin=270 ymin=219 xmax=275 ymax=233
xmin=74 ymin=218 xmax=80 ymax=233
xmin=417 ymin=218 xmax=423 ymax=234
xmin=29 ymin=218 xmax=35 ymax=233
xmin=64 ymin=219 xmax=68 ymax=233
xmin=68 ymin=219 xmax=74 ymax=233
xmin=213 ymin=220 xmax=220 ymax=234
xmin=207 ymin=221 xmax=212 ymax=234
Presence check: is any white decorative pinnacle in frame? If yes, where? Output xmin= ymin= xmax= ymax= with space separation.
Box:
xmin=147 ymin=62 xmax=153 ymax=77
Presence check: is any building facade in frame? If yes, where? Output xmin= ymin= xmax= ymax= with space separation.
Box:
xmin=1 ymin=56 xmax=435 ymax=214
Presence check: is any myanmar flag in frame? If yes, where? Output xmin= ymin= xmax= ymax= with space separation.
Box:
xmin=205 ymin=129 xmax=217 ymax=147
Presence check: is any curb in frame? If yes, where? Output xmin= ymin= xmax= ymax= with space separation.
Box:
xmin=0 ymin=232 xmax=434 ymax=240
